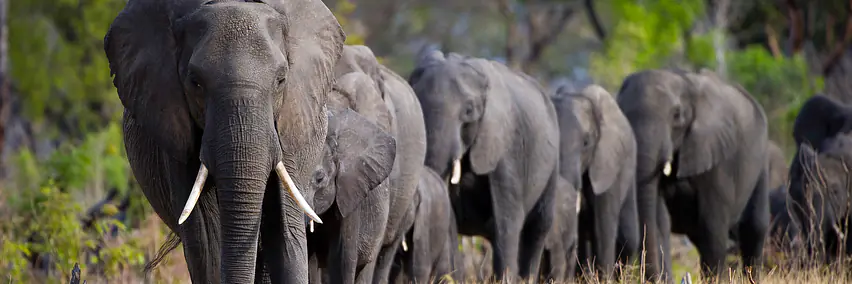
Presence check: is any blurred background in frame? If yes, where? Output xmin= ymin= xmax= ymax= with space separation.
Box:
xmin=0 ymin=0 xmax=844 ymax=282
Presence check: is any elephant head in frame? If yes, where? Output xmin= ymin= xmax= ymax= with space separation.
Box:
xmin=308 ymin=72 xmax=396 ymax=218
xmin=308 ymin=106 xmax=396 ymax=220
xmin=616 ymin=69 xmax=746 ymax=181
xmin=555 ymin=84 xmax=633 ymax=194
xmin=104 ymin=0 xmax=344 ymax=281
xmin=408 ymin=50 xmax=513 ymax=183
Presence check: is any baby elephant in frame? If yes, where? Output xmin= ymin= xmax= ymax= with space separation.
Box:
xmin=391 ymin=166 xmax=460 ymax=283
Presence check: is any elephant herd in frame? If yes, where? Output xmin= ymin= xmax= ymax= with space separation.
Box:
xmin=102 ymin=0 xmax=852 ymax=283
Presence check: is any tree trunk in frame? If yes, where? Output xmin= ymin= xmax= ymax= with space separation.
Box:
xmin=0 ymin=0 xmax=9 ymax=176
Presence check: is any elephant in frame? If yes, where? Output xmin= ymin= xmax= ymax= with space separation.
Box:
xmin=104 ymin=0 xmax=345 ymax=282
xmin=303 ymin=72 xmax=398 ymax=284
xmin=549 ymin=84 xmax=640 ymax=280
xmin=330 ymin=45 xmax=428 ymax=283
xmin=539 ymin=176 xmax=580 ymax=283
xmin=389 ymin=166 xmax=461 ymax=283
xmin=792 ymin=134 xmax=852 ymax=262
xmin=786 ymin=94 xmax=852 ymax=261
xmin=408 ymin=49 xmax=561 ymax=282
xmin=615 ymin=69 xmax=770 ymax=282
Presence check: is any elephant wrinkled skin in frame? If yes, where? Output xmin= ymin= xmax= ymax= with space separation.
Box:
xmin=104 ymin=0 xmax=344 ymax=282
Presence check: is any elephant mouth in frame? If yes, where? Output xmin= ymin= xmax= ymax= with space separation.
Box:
xmin=176 ymin=161 xmax=323 ymax=226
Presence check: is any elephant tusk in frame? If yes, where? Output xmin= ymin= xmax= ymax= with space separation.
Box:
xmin=401 ymin=236 xmax=408 ymax=252
xmin=310 ymin=220 xmax=314 ymax=233
xmin=276 ymin=161 xmax=323 ymax=224
xmin=179 ymin=164 xmax=209 ymax=225
xmin=662 ymin=161 xmax=672 ymax=176
xmin=450 ymin=159 xmax=462 ymax=185
xmin=576 ymin=193 xmax=582 ymax=214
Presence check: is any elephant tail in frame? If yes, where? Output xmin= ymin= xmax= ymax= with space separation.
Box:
xmin=143 ymin=231 xmax=181 ymax=274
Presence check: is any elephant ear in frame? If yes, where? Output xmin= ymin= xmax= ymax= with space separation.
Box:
xmin=329 ymin=108 xmax=397 ymax=217
xmin=677 ymin=72 xmax=744 ymax=177
xmin=104 ymin=0 xmax=207 ymax=163
xmin=464 ymin=59 xmax=516 ymax=174
xmin=582 ymin=85 xmax=634 ymax=194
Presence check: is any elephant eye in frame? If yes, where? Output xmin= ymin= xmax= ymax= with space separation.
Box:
xmin=313 ymin=169 xmax=327 ymax=185
xmin=277 ymin=76 xmax=286 ymax=88
xmin=460 ymin=101 xmax=477 ymax=122
xmin=672 ymin=108 xmax=682 ymax=121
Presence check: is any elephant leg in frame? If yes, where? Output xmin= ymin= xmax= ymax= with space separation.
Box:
xmin=329 ymin=213 xmax=361 ymax=284
xmin=517 ymin=172 xmax=557 ymax=282
xmin=737 ymin=173 xmax=769 ymax=280
xmin=616 ymin=186 xmax=640 ymax=266
xmin=589 ymin=191 xmax=620 ymax=280
xmin=372 ymin=237 xmax=404 ymax=284
xmin=309 ymin=253 xmax=321 ymax=284
xmin=575 ymin=228 xmax=591 ymax=277
xmin=488 ymin=170 xmax=525 ymax=282
xmin=690 ymin=209 xmax=728 ymax=279
xmin=656 ymin=196 xmax=673 ymax=284
xmin=410 ymin=225 xmax=433 ymax=282
xmin=434 ymin=234 xmax=455 ymax=283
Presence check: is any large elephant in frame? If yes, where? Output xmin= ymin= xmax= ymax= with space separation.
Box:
xmin=794 ymin=134 xmax=852 ymax=261
xmin=550 ymin=84 xmax=640 ymax=279
xmin=408 ymin=49 xmax=561 ymax=282
xmin=330 ymin=45 xmax=428 ymax=283
xmin=616 ymin=69 xmax=770 ymax=282
xmin=389 ymin=166 xmax=461 ymax=283
xmin=104 ymin=0 xmax=344 ymax=282
xmin=304 ymin=72 xmax=397 ymax=284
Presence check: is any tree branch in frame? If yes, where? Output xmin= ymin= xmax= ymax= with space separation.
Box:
xmin=584 ymin=0 xmax=606 ymax=41
xmin=523 ymin=5 xmax=575 ymax=73
xmin=765 ymin=23 xmax=782 ymax=58
xmin=786 ymin=0 xmax=805 ymax=54
xmin=497 ymin=0 xmax=522 ymax=70
xmin=822 ymin=0 xmax=852 ymax=76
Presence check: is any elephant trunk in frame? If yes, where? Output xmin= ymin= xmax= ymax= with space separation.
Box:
xmin=210 ymin=96 xmax=278 ymax=283
xmin=629 ymin=119 xmax=673 ymax=281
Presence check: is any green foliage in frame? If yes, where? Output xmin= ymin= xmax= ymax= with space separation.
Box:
xmin=9 ymin=0 xmax=126 ymax=137
xmin=589 ymin=0 xmax=705 ymax=90
xmin=333 ymin=0 xmax=366 ymax=45
xmin=2 ymin=123 xmax=150 ymax=282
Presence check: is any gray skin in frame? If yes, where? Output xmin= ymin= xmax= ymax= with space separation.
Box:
xmin=103 ymin=0 xmax=344 ymax=283
xmin=793 ymin=134 xmax=852 ymax=262
xmin=787 ymin=94 xmax=852 ymax=261
xmin=539 ymin=176 xmax=579 ymax=283
xmin=389 ymin=166 xmax=461 ymax=283
xmin=330 ymin=45 xmax=428 ymax=284
xmin=408 ymin=50 xmax=560 ymax=282
xmin=616 ymin=69 xmax=770 ymax=283
xmin=550 ymin=84 xmax=640 ymax=280
xmin=767 ymin=141 xmax=788 ymax=190
xmin=729 ymin=141 xmax=794 ymax=254
xmin=304 ymin=72 xmax=397 ymax=284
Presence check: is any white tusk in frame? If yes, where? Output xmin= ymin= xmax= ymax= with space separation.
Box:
xmin=310 ymin=220 xmax=315 ymax=233
xmin=662 ymin=161 xmax=672 ymax=176
xmin=402 ymin=237 xmax=408 ymax=252
xmin=450 ymin=159 xmax=462 ymax=185
xmin=179 ymin=164 xmax=209 ymax=225
xmin=576 ymin=193 xmax=582 ymax=214
xmin=276 ymin=161 xmax=323 ymax=224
